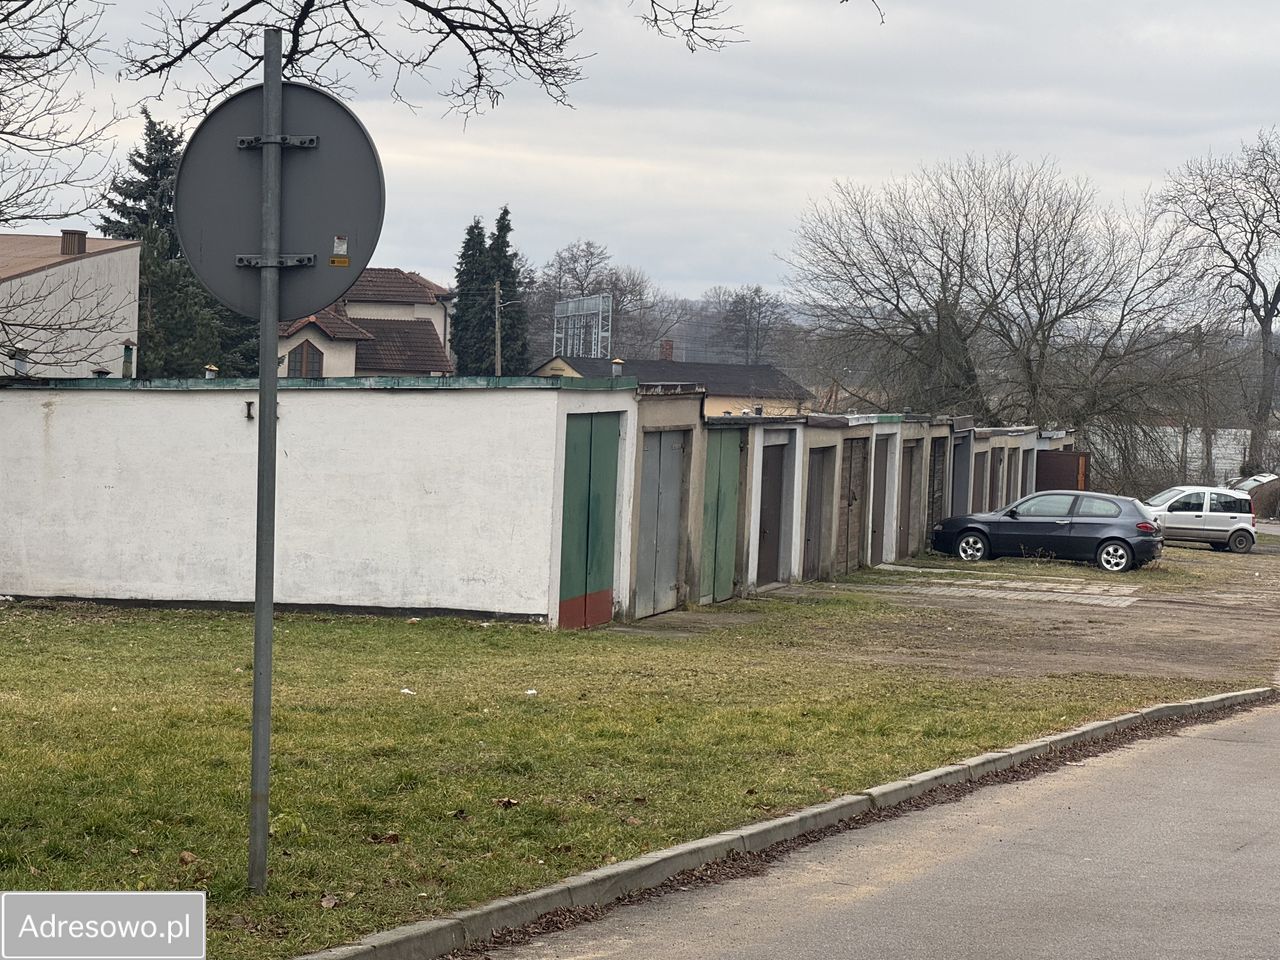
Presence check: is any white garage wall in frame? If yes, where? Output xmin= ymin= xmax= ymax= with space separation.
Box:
xmin=0 ymin=382 xmax=633 ymax=618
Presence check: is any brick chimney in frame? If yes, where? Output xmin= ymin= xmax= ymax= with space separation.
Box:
xmin=659 ymin=339 xmax=674 ymax=361
xmin=60 ymin=229 xmax=87 ymax=256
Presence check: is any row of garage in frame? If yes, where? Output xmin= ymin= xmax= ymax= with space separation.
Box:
xmin=569 ymin=385 xmax=1079 ymax=627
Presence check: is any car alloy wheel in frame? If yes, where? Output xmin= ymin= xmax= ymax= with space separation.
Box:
xmin=1097 ymin=541 xmax=1132 ymax=572
xmin=956 ymin=532 xmax=987 ymax=562
xmin=1228 ymin=531 xmax=1254 ymax=554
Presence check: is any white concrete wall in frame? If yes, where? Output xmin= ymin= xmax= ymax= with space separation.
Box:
xmin=0 ymin=247 xmax=139 ymax=378
xmin=0 ymin=384 xmax=637 ymax=619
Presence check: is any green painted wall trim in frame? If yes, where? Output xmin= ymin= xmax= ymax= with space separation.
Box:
xmin=1 ymin=375 xmax=638 ymax=392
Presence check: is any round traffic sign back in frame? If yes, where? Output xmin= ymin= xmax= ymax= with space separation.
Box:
xmin=174 ymin=82 xmax=385 ymax=321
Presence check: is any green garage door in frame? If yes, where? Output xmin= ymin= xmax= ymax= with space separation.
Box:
xmin=700 ymin=428 xmax=743 ymax=603
xmin=560 ymin=412 xmax=621 ymax=629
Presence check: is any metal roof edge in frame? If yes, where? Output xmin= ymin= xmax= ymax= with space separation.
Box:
xmin=0 ymin=375 xmax=638 ymax=392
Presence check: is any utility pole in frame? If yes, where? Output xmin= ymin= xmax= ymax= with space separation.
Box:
xmin=493 ymin=280 xmax=503 ymax=377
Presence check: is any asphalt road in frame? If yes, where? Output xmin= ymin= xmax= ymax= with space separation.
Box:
xmin=491 ymin=706 xmax=1280 ymax=960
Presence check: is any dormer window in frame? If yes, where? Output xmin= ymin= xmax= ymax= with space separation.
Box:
xmin=287 ymin=340 xmax=324 ymax=378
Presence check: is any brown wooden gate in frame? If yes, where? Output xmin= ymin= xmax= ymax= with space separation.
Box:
xmin=837 ymin=437 xmax=868 ymax=573
xmin=1036 ymin=450 xmax=1091 ymax=491
xmin=802 ymin=446 xmax=835 ymax=580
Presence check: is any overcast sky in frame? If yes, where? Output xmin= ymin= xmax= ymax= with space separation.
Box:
xmin=43 ymin=0 xmax=1280 ymax=296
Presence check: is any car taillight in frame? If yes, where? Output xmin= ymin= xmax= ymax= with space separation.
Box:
xmin=1136 ymin=521 xmax=1158 ymax=534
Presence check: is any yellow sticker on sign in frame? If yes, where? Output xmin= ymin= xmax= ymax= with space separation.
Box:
xmin=330 ymin=256 xmax=350 ymax=267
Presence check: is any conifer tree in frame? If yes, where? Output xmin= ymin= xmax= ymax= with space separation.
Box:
xmin=99 ymin=107 xmax=257 ymax=377
xmin=489 ymin=205 xmax=529 ymax=374
xmin=452 ymin=217 xmax=494 ymax=376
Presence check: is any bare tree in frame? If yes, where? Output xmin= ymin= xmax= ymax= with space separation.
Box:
xmin=703 ymin=283 xmax=790 ymax=364
xmin=119 ymin=0 xmax=857 ymax=115
xmin=789 ymin=156 xmax=1219 ymax=492
xmin=788 ymin=157 xmax=1006 ymax=421
xmin=1163 ymin=129 xmax=1280 ymax=475
xmin=0 ymin=0 xmax=114 ymax=227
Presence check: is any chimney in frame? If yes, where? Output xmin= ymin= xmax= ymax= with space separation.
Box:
xmin=610 ymin=358 xmax=624 ymax=378
xmin=204 ymin=364 xmax=219 ymax=380
xmin=659 ymin=339 xmax=674 ymax=361
xmin=60 ymin=229 xmax=88 ymax=256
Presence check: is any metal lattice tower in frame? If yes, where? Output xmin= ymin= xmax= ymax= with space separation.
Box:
xmin=553 ymin=294 xmax=613 ymax=357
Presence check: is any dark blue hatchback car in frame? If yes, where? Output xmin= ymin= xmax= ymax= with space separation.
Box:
xmin=930 ymin=490 xmax=1163 ymax=572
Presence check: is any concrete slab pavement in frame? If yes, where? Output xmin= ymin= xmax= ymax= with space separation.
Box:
xmin=487 ymin=705 xmax=1280 ymax=960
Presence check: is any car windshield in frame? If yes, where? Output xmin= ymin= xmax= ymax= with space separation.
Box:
xmin=1234 ymin=474 xmax=1277 ymax=492
xmin=1145 ymin=487 xmax=1184 ymax=507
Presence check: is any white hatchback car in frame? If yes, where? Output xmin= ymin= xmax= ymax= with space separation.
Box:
xmin=1144 ymin=485 xmax=1257 ymax=553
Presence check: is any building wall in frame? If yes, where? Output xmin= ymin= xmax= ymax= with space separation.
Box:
xmin=0 ymin=383 xmax=634 ymax=620
xmin=0 ymin=247 xmax=140 ymax=378
xmin=704 ymin=395 xmax=807 ymax=417
xmin=277 ymin=331 xmax=358 ymax=377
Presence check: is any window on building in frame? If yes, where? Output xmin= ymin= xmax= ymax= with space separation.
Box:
xmin=286 ymin=340 xmax=324 ymax=378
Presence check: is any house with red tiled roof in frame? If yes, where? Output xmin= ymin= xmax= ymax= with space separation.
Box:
xmin=277 ymin=267 xmax=455 ymax=377
xmin=1 ymin=230 xmax=140 ymax=378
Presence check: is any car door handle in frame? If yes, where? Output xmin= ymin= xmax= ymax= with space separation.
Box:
xmin=1054 ymin=520 xmax=1069 ymax=525
xmin=1194 ymin=515 xmax=1202 ymax=519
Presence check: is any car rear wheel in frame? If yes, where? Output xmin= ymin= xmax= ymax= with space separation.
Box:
xmin=1228 ymin=530 xmax=1255 ymax=554
xmin=1096 ymin=539 xmax=1133 ymax=573
xmin=955 ymin=531 xmax=989 ymax=562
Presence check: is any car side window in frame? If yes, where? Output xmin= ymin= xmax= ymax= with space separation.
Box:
xmin=1076 ymin=496 xmax=1121 ymax=518
xmin=1017 ymin=494 xmax=1076 ymax=517
xmin=1168 ymin=493 xmax=1204 ymax=513
xmin=1209 ymin=493 xmax=1250 ymax=514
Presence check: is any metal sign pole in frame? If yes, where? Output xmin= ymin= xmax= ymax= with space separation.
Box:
xmin=248 ymin=26 xmax=283 ymax=895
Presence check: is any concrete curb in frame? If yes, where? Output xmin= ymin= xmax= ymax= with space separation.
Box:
xmin=296 ymin=685 xmax=1275 ymax=960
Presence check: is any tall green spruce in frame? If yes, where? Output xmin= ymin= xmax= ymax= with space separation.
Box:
xmin=451 ymin=206 xmax=530 ymax=376
xmin=99 ymin=107 xmax=256 ymax=378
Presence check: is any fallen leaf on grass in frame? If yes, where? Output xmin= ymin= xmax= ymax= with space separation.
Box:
xmin=447 ymin=809 xmax=469 ymax=821
xmin=178 ymin=851 xmax=198 ymax=866
xmin=400 ymin=688 xmax=417 ymax=696
xmin=319 ymin=893 xmax=340 ymax=910
xmin=623 ymin=816 xmax=642 ymax=826
xmin=493 ymin=797 xmax=520 ymax=809
xmin=367 ymin=832 xmax=401 ymax=845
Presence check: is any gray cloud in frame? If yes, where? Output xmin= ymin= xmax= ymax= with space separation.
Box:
xmin=38 ymin=0 xmax=1280 ymax=295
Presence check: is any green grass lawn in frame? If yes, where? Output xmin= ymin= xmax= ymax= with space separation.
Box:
xmin=0 ymin=599 xmax=1242 ymax=959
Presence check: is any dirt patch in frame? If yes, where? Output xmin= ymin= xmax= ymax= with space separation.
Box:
xmin=785 ymin=544 xmax=1280 ymax=685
